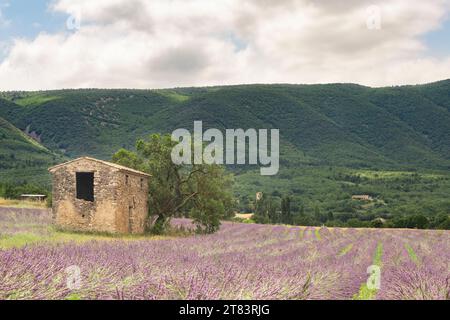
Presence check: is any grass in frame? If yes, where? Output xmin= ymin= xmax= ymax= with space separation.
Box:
xmin=353 ymin=242 xmax=383 ymax=300
xmin=315 ymin=228 xmax=322 ymax=240
xmin=404 ymin=243 xmax=420 ymax=265
xmin=373 ymin=242 xmax=383 ymax=266
xmin=0 ymin=233 xmax=44 ymax=249
xmin=13 ymin=94 xmax=60 ymax=107
xmin=157 ymin=90 xmax=190 ymax=103
xmin=356 ymin=169 xmax=442 ymax=180
xmin=299 ymin=228 xmax=305 ymax=239
xmin=65 ymin=293 xmax=82 ymax=300
xmin=0 ymin=198 xmax=48 ymax=209
xmin=338 ymin=243 xmax=353 ymax=256
xmin=0 ymin=228 xmax=171 ymax=249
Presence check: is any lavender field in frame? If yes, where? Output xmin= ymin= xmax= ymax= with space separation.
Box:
xmin=0 ymin=207 xmax=449 ymax=300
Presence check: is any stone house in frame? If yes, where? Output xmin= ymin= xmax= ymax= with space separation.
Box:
xmin=49 ymin=157 xmax=150 ymax=234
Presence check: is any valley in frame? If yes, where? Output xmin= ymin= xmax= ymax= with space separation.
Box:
xmin=1 ymin=80 xmax=450 ymax=227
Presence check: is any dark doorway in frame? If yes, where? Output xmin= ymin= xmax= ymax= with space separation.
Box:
xmin=76 ymin=172 xmax=94 ymax=202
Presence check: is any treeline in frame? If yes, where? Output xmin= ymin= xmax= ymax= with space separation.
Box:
xmin=0 ymin=182 xmax=50 ymax=200
xmin=249 ymin=194 xmax=450 ymax=230
xmin=0 ymin=154 xmax=52 ymax=170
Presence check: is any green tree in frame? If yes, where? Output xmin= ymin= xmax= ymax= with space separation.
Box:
xmin=294 ymin=212 xmax=314 ymax=226
xmin=370 ymin=218 xmax=384 ymax=228
xmin=254 ymin=194 xmax=277 ymax=224
xmin=407 ymin=214 xmax=429 ymax=229
xmin=327 ymin=211 xmax=334 ymax=221
xmin=299 ymin=204 xmax=305 ymax=216
xmin=281 ymin=196 xmax=293 ymax=225
xmin=314 ymin=205 xmax=327 ymax=224
xmin=432 ymin=213 xmax=450 ymax=230
xmin=113 ymin=134 xmax=234 ymax=234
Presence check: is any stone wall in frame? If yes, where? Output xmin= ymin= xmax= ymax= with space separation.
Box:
xmin=115 ymin=172 xmax=149 ymax=234
xmin=50 ymin=158 xmax=148 ymax=234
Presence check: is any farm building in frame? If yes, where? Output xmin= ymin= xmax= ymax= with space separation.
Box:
xmin=49 ymin=157 xmax=150 ymax=234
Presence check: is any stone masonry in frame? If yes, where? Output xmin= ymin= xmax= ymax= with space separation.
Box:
xmin=49 ymin=157 xmax=150 ymax=234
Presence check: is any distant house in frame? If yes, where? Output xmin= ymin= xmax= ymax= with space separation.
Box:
xmin=352 ymin=195 xmax=373 ymax=201
xmin=49 ymin=157 xmax=150 ymax=234
xmin=235 ymin=213 xmax=254 ymax=220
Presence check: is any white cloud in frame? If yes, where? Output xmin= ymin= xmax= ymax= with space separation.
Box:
xmin=0 ymin=0 xmax=450 ymax=90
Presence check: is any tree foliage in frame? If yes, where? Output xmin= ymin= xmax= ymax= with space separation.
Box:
xmin=112 ymin=134 xmax=234 ymax=234
xmin=281 ymin=196 xmax=293 ymax=225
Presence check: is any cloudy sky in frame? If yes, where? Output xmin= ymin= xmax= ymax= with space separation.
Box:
xmin=0 ymin=0 xmax=449 ymax=90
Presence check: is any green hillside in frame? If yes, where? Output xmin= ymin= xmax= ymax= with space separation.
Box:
xmin=1 ymin=81 xmax=450 ymax=222
xmin=1 ymin=82 xmax=450 ymax=169
xmin=0 ymin=115 xmax=63 ymax=185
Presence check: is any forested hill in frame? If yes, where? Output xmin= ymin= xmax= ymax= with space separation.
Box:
xmin=1 ymin=79 xmax=450 ymax=171
xmin=0 ymin=115 xmax=63 ymax=184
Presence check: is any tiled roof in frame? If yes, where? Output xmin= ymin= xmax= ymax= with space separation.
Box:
xmin=48 ymin=157 xmax=151 ymax=177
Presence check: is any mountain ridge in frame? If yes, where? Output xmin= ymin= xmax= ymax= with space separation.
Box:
xmin=1 ymin=79 xmax=450 ymax=172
